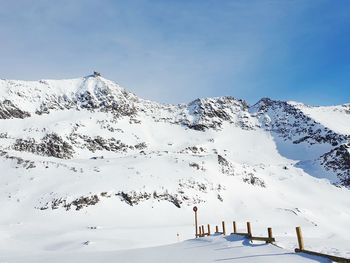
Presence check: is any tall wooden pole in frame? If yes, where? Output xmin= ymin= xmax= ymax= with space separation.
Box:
xmin=193 ymin=206 xmax=198 ymax=238
xmin=267 ymin=228 xmax=273 ymax=243
xmin=296 ymin=226 xmax=304 ymax=250
xmin=247 ymin=222 xmax=252 ymax=237
xmin=233 ymin=221 xmax=237 ymax=234
xmin=222 ymin=221 xmax=226 ymax=235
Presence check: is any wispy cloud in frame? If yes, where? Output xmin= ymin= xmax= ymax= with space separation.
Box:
xmin=0 ymin=0 xmax=349 ymax=105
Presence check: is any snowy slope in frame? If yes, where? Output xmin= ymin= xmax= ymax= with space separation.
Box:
xmin=0 ymin=75 xmax=349 ymax=260
xmin=1 ymin=235 xmax=331 ymax=263
xmin=292 ymin=102 xmax=350 ymax=135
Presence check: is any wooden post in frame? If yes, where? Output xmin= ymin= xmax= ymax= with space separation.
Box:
xmin=201 ymin=225 xmax=205 ymax=236
xmin=199 ymin=226 xmax=202 ymax=237
xmin=296 ymin=226 xmax=304 ymax=250
xmin=207 ymin=224 xmax=211 ymax=236
xmin=247 ymin=222 xmax=252 ymax=237
xmin=233 ymin=221 xmax=237 ymax=234
xmin=222 ymin=221 xmax=226 ymax=235
xmin=215 ymin=225 xmax=219 ymax=233
xmin=267 ymin=228 xmax=273 ymax=243
xmin=193 ymin=206 xmax=198 ymax=238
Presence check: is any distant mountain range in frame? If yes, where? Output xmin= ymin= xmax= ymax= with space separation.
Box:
xmin=0 ymin=74 xmax=349 ymax=256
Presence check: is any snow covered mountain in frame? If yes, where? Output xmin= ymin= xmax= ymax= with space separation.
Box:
xmin=0 ymin=74 xmax=349 ymax=259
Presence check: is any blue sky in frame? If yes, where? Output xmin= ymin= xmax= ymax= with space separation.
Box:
xmin=0 ymin=0 xmax=349 ymax=105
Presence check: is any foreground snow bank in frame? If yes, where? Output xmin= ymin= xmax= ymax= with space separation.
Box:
xmin=1 ymin=235 xmax=330 ymax=263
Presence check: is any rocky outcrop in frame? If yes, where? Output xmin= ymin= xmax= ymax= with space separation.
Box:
xmin=320 ymin=144 xmax=350 ymax=186
xmin=76 ymin=135 xmax=147 ymax=153
xmin=179 ymin=96 xmax=254 ymax=131
xmin=0 ymin=150 xmax=36 ymax=169
xmin=38 ymin=188 xmax=205 ymax=210
xmin=0 ymin=100 xmax=30 ymax=119
xmin=39 ymin=194 xmax=100 ymax=211
xmin=13 ymin=133 xmax=74 ymax=159
xmin=243 ymin=173 xmax=266 ymax=187
xmin=218 ymin=154 xmax=235 ymax=176
xmin=253 ymin=98 xmax=347 ymax=146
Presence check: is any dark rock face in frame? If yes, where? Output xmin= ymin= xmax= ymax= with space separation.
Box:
xmin=39 ymin=195 xmax=100 ymax=211
xmin=75 ymin=78 xmax=138 ymax=117
xmin=115 ymin=189 xmax=203 ymax=208
xmin=35 ymin=96 xmax=76 ymax=115
xmin=0 ymin=100 xmax=30 ymax=119
xmin=0 ymin=150 xmax=36 ymax=169
xmin=253 ymin=99 xmax=350 ymax=187
xmin=77 ymin=135 xmax=147 ymax=153
xmin=39 ymin=190 xmax=188 ymax=210
xmin=181 ymin=96 xmax=253 ymax=131
xmin=320 ymin=144 xmax=350 ymax=186
xmin=243 ymin=174 xmax=266 ymax=187
xmin=13 ymin=133 xmax=74 ymax=159
xmin=254 ymin=98 xmax=347 ymax=146
xmin=218 ymin=155 xmax=234 ymax=176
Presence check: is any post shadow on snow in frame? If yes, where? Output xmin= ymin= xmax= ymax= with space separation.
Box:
xmin=216 ymin=235 xmax=330 ymax=263
xmin=185 ymin=234 xmax=261 ymax=250
xmin=214 ymin=252 xmax=330 ymax=263
xmin=213 ymin=235 xmax=248 ymax=251
xmin=186 ymin=235 xmax=330 ymax=262
xmin=224 ymin=235 xmax=266 ymax=247
xmin=215 ymin=252 xmax=295 ymax=261
xmin=183 ymin=233 xmax=244 ymax=250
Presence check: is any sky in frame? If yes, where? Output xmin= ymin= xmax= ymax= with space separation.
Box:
xmin=0 ymin=0 xmax=349 ymax=106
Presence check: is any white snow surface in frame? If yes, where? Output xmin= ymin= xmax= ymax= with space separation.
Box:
xmin=0 ymin=76 xmax=349 ymax=262
xmin=1 ymin=235 xmax=331 ymax=263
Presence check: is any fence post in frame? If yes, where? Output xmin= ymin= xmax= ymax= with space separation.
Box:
xmin=247 ymin=222 xmax=252 ymax=237
xmin=267 ymin=227 xmax=273 ymax=243
xmin=233 ymin=221 xmax=237 ymax=234
xmin=222 ymin=221 xmax=226 ymax=235
xmin=193 ymin=206 xmax=198 ymax=238
xmin=201 ymin=225 xmax=205 ymax=236
xmin=296 ymin=226 xmax=304 ymax=250
xmin=215 ymin=225 xmax=219 ymax=233
xmin=199 ymin=226 xmax=202 ymax=237
xmin=207 ymin=224 xmax=211 ymax=236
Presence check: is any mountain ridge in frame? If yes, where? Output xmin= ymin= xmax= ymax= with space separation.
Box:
xmin=0 ymin=74 xmax=349 ymax=257
xmin=0 ymin=75 xmax=349 ymax=185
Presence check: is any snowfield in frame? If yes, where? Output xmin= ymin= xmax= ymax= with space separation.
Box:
xmin=1 ymin=235 xmax=331 ymax=263
xmin=0 ymin=75 xmax=349 ymax=261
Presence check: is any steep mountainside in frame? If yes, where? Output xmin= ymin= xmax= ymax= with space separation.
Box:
xmin=0 ymin=75 xmax=349 ymax=258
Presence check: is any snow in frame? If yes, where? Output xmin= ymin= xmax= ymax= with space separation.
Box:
xmin=1 ymin=235 xmax=330 ymax=263
xmin=291 ymin=102 xmax=350 ymax=135
xmin=0 ymin=76 xmax=349 ymax=262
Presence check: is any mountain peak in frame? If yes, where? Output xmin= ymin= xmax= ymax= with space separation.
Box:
xmin=0 ymin=75 xmax=138 ymax=117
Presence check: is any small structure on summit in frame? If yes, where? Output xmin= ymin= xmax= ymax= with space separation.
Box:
xmin=93 ymin=71 xmax=101 ymax=77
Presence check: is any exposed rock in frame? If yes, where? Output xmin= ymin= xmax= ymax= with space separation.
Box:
xmin=218 ymin=155 xmax=235 ymax=176
xmin=180 ymin=146 xmax=207 ymax=155
xmin=0 ymin=100 xmax=30 ymax=119
xmin=320 ymin=144 xmax=350 ymax=186
xmin=74 ymin=135 xmax=147 ymax=153
xmin=253 ymin=98 xmax=347 ymax=146
xmin=39 ymin=194 xmax=100 ymax=211
xmin=178 ymin=96 xmax=254 ymax=131
xmin=13 ymin=133 xmax=74 ymax=159
xmin=243 ymin=173 xmax=266 ymax=187
xmin=0 ymin=150 xmax=36 ymax=169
